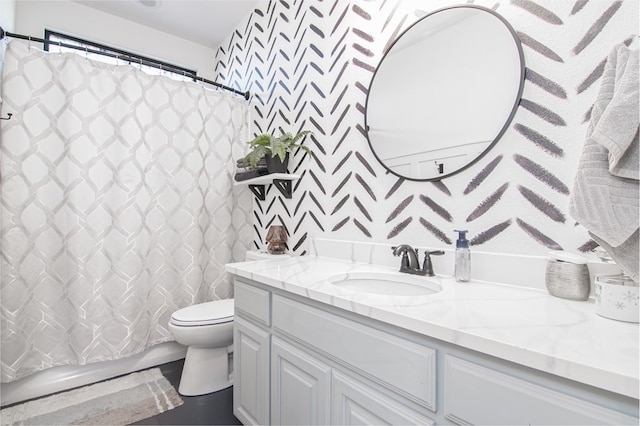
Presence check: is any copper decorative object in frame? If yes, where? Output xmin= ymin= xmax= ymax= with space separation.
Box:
xmin=266 ymin=225 xmax=287 ymax=254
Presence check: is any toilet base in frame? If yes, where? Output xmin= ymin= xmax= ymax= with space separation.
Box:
xmin=178 ymin=346 xmax=232 ymax=396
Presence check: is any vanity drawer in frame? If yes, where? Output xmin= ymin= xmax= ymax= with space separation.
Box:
xmin=272 ymin=294 xmax=437 ymax=410
xmin=443 ymin=355 xmax=638 ymax=425
xmin=234 ymin=279 xmax=271 ymax=326
xmin=332 ymin=371 xmax=435 ymax=425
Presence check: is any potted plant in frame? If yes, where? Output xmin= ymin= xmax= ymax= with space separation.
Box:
xmin=243 ymin=130 xmax=312 ymax=173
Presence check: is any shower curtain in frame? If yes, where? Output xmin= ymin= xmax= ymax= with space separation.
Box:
xmin=0 ymin=40 xmax=249 ymax=382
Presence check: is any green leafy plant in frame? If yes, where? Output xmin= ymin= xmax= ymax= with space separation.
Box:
xmin=244 ymin=130 xmax=312 ymax=169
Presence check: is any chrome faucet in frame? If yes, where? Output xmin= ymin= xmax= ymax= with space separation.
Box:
xmin=392 ymin=244 xmax=420 ymax=271
xmin=392 ymin=245 xmax=444 ymax=276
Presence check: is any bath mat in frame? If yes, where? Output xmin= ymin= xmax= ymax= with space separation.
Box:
xmin=0 ymin=367 xmax=183 ymax=425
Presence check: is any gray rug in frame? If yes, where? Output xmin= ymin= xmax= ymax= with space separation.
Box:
xmin=0 ymin=368 xmax=183 ymax=425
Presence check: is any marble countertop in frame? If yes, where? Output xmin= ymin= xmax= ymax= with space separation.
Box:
xmin=225 ymin=255 xmax=639 ymax=399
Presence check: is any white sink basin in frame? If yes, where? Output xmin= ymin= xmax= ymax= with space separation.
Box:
xmin=327 ymin=271 xmax=442 ymax=296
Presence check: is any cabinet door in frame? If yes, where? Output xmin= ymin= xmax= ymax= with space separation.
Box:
xmin=271 ymin=337 xmax=331 ymax=425
xmin=332 ymin=371 xmax=435 ymax=425
xmin=444 ymin=355 xmax=638 ymax=425
xmin=234 ymin=317 xmax=270 ymax=426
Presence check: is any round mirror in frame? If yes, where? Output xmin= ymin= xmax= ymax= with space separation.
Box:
xmin=365 ymin=5 xmax=525 ymax=181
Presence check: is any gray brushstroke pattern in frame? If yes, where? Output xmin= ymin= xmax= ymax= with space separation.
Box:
xmin=517 ymin=185 xmax=566 ymax=222
xmin=571 ymin=0 xmax=589 ymax=15
xmin=578 ymin=239 xmax=599 ymax=252
xmin=516 ymin=218 xmax=562 ymax=249
xmin=385 ymin=178 xmax=404 ymax=200
xmin=419 ymin=195 xmax=453 ymax=222
xmin=514 ymin=124 xmax=564 ymax=157
xmin=470 ymin=219 xmax=512 ymax=245
xmin=513 ymin=154 xmax=570 ymax=194
xmin=466 ymin=183 xmax=510 ymax=222
xmin=354 ymin=218 xmax=372 ymax=237
xmin=332 ymin=151 xmax=353 ymax=174
xmin=517 ymin=31 xmax=564 ymax=62
xmin=432 ymin=180 xmax=452 ymax=196
xmin=386 ymin=196 xmax=414 ymax=223
xmin=464 ymin=155 xmax=503 ymax=195
xmin=525 ymin=68 xmax=567 ymax=98
xmin=512 ymin=0 xmax=563 ymax=25
xmin=354 ymin=197 xmax=372 ymax=222
xmin=577 ymin=59 xmax=607 ymax=94
xmin=419 ymin=217 xmax=452 ymax=244
xmin=355 ymin=173 xmax=376 ymax=201
xmin=332 ymin=194 xmax=349 ymax=215
xmin=388 ymin=217 xmax=412 ymax=239
xmin=520 ymin=99 xmax=567 ymax=126
xmin=332 ymin=216 xmax=350 ymax=232
xmin=573 ymin=1 xmax=622 ymax=55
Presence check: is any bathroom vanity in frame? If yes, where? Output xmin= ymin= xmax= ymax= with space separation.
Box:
xmin=225 ymin=240 xmax=639 ymax=425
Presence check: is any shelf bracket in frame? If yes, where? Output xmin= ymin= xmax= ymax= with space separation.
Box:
xmin=248 ymin=184 xmax=266 ymax=201
xmin=246 ymin=176 xmax=295 ymax=201
xmin=273 ymin=179 xmax=293 ymax=199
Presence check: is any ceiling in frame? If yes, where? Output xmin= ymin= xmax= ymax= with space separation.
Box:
xmin=74 ymin=0 xmax=267 ymax=48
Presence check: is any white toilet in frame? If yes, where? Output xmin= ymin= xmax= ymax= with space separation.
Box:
xmin=168 ymin=250 xmax=289 ymax=396
xmin=168 ymin=299 xmax=234 ymax=396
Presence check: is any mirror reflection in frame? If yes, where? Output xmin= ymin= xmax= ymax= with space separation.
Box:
xmin=365 ymin=5 xmax=525 ymax=181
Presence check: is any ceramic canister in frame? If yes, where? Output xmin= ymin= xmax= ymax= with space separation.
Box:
xmin=594 ymin=273 xmax=639 ymax=323
xmin=544 ymin=251 xmax=590 ymax=301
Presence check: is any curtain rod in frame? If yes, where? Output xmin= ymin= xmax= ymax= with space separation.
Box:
xmin=0 ymin=26 xmax=250 ymax=100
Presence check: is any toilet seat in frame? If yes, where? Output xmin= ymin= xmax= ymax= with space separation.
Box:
xmin=170 ymin=299 xmax=234 ymax=327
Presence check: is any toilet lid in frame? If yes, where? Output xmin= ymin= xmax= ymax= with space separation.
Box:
xmin=170 ymin=299 xmax=234 ymax=327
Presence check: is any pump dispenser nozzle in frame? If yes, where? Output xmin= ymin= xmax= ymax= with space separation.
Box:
xmin=454 ymin=229 xmax=470 ymax=282
xmin=455 ymin=230 xmax=469 ymax=248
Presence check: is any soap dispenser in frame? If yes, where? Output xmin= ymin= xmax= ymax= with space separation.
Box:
xmin=454 ymin=230 xmax=470 ymax=282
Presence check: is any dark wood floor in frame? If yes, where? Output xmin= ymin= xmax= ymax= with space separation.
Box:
xmin=132 ymin=359 xmax=242 ymax=425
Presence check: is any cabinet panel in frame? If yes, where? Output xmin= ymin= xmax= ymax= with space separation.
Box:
xmin=444 ymin=355 xmax=638 ymax=425
xmin=271 ymin=337 xmax=331 ymax=425
xmin=234 ymin=317 xmax=270 ymax=426
xmin=272 ymin=294 xmax=437 ymax=410
xmin=332 ymin=371 xmax=435 ymax=425
xmin=235 ymin=279 xmax=271 ymax=326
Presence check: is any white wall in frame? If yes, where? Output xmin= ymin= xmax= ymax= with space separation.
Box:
xmin=14 ymin=0 xmax=217 ymax=80
xmin=1 ymin=0 xmax=16 ymax=32
xmin=214 ymin=0 xmax=639 ymax=258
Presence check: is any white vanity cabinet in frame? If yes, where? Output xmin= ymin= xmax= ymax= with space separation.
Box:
xmin=233 ymin=317 xmax=270 ymax=425
xmin=232 ymin=277 xmax=639 ymax=425
xmin=271 ymin=336 xmax=331 ymax=425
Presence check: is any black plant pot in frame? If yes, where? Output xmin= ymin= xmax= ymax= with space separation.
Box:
xmin=265 ymin=153 xmax=289 ymax=174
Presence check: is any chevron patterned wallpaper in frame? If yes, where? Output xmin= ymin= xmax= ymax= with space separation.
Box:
xmin=215 ymin=0 xmax=638 ymax=257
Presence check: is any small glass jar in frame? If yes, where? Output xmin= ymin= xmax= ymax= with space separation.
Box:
xmin=594 ymin=273 xmax=639 ymax=323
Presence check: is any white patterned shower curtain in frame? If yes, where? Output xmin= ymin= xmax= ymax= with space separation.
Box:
xmin=0 ymin=40 xmax=248 ymax=382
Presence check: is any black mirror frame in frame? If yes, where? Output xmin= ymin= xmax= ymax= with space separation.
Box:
xmin=364 ymin=4 xmax=526 ymax=182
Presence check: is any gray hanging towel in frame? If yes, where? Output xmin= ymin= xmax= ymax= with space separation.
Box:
xmin=569 ymin=43 xmax=639 ymax=283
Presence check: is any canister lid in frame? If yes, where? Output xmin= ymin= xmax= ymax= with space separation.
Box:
xmin=548 ymin=251 xmax=587 ymax=264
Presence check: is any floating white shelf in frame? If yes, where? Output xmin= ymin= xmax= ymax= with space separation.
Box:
xmin=235 ymin=173 xmax=300 ymax=200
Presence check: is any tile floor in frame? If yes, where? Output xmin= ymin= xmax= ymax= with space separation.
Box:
xmin=132 ymin=359 xmax=242 ymax=425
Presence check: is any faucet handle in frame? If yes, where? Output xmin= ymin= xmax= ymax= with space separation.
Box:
xmin=422 ymin=250 xmax=444 ymax=277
